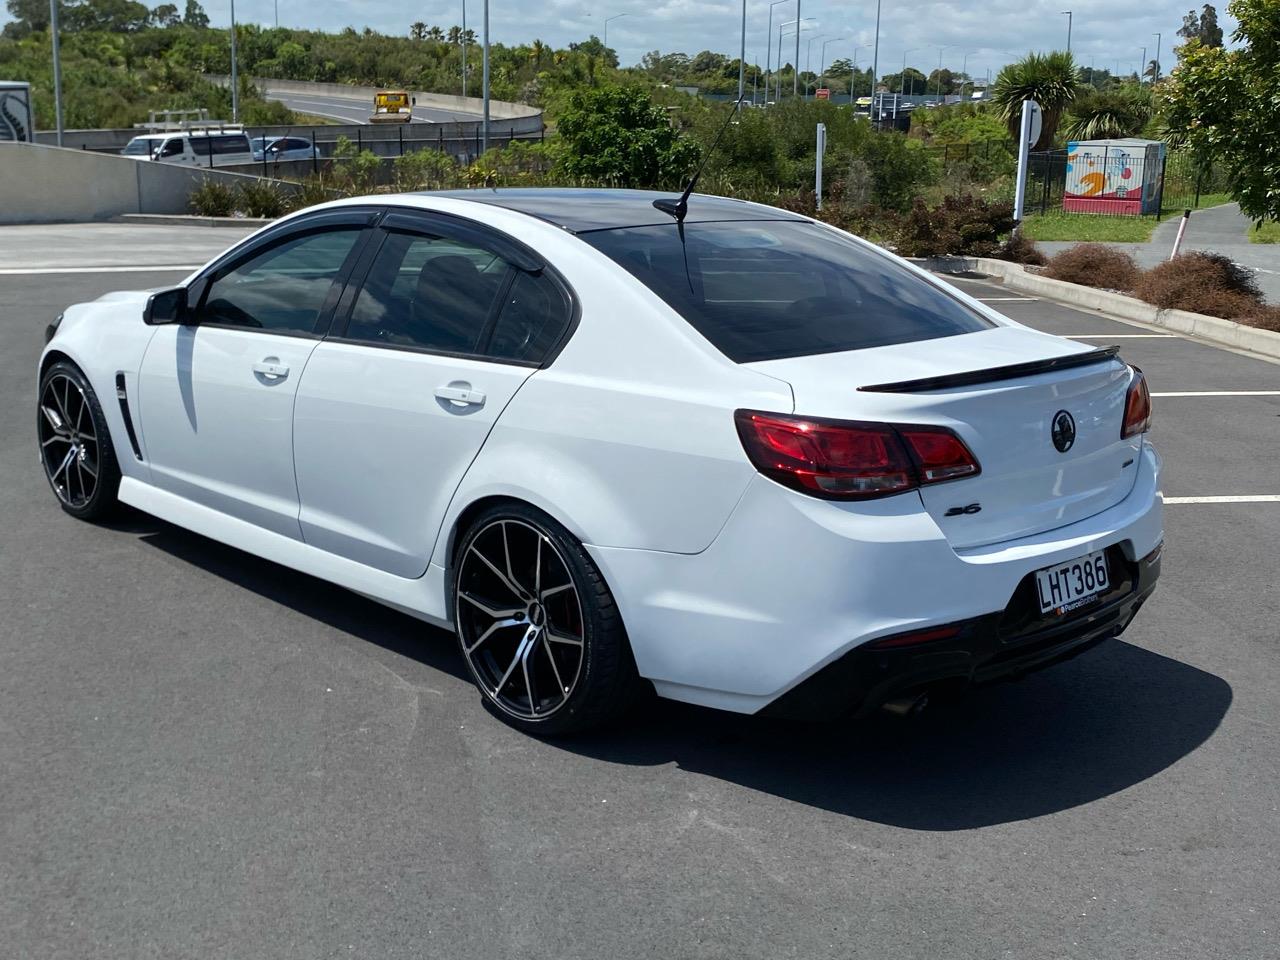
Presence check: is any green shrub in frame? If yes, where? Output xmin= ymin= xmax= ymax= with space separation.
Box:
xmin=393 ymin=148 xmax=458 ymax=191
xmin=331 ymin=136 xmax=384 ymax=193
xmin=893 ymin=195 xmax=1016 ymax=258
xmin=236 ymin=180 xmax=290 ymax=219
xmin=188 ymin=178 xmax=237 ymax=218
xmin=556 ymin=85 xmax=700 ymax=188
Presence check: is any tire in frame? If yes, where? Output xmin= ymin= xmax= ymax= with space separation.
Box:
xmin=37 ymin=361 xmax=122 ymax=521
xmin=452 ymin=502 xmax=642 ymax=736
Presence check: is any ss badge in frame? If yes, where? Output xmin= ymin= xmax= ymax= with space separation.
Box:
xmin=944 ymin=503 xmax=982 ymax=517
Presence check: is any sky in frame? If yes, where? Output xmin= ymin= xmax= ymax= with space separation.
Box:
xmin=6 ymin=0 xmax=1240 ymax=80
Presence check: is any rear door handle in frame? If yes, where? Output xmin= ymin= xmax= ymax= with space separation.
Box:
xmin=253 ymin=358 xmax=289 ymax=380
xmin=435 ymin=383 xmax=486 ymax=407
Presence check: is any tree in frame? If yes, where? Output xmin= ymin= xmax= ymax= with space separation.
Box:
xmin=1161 ymin=0 xmax=1280 ymax=222
xmin=183 ymin=0 xmax=207 ymax=28
xmin=409 ymin=21 xmax=427 ymax=41
xmin=1063 ymin=85 xmax=1153 ymax=140
xmin=556 ymin=85 xmax=700 ymax=187
xmin=1178 ymin=4 xmax=1224 ymax=48
xmin=426 ymin=25 xmax=443 ymax=42
xmin=991 ymin=51 xmax=1078 ymax=149
xmin=151 ymin=3 xmax=179 ymax=26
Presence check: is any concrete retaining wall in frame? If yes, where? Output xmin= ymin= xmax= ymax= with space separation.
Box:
xmin=0 ymin=141 xmax=299 ymax=224
xmin=251 ymin=77 xmax=540 ymax=123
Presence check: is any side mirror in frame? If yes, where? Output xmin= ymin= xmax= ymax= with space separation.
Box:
xmin=144 ymin=286 xmax=187 ymax=325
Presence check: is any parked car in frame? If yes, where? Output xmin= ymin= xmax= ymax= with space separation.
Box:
xmin=37 ymin=189 xmax=1162 ymax=735
xmin=120 ymin=129 xmax=254 ymax=167
xmin=251 ymin=135 xmax=316 ymax=162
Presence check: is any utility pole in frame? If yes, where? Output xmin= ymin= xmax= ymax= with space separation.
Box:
xmin=481 ymin=0 xmax=489 ymax=151
xmin=461 ymin=0 xmax=467 ymax=97
xmin=1061 ymin=10 xmax=1072 ymax=53
xmin=274 ymin=0 xmax=278 ymax=28
xmin=738 ymin=0 xmax=746 ymax=110
xmin=229 ymin=0 xmax=239 ymax=122
xmin=49 ymin=0 xmax=63 ymax=146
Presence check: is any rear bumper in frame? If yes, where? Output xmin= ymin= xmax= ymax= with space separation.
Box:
xmin=761 ymin=541 xmax=1162 ymax=720
xmin=588 ymin=442 xmax=1163 ymax=715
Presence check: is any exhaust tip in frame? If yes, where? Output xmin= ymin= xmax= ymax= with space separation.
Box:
xmin=881 ymin=692 xmax=929 ymax=718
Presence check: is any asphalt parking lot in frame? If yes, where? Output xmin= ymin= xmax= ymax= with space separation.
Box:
xmin=2 ymin=228 xmax=1279 ymax=959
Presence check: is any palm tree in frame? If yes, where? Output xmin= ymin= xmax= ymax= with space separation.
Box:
xmin=427 ymin=25 xmax=444 ymax=42
xmin=409 ymin=21 xmax=427 ymax=41
xmin=446 ymin=25 xmax=461 ymax=45
xmin=991 ymin=51 xmax=1079 ymax=149
xmin=1143 ymin=59 xmax=1160 ymax=81
xmin=1063 ymin=86 xmax=1154 ymax=140
xmin=530 ymin=38 xmax=547 ymax=66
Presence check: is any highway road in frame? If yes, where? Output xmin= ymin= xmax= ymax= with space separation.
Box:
xmin=264 ymin=89 xmax=483 ymax=125
xmin=3 ymin=222 xmax=1279 ymax=959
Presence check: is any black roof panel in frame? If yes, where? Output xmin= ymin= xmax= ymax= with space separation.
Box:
xmin=420 ymin=188 xmax=808 ymax=233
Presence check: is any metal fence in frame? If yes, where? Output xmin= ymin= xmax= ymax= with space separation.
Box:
xmin=1020 ymin=147 xmax=1227 ymax=220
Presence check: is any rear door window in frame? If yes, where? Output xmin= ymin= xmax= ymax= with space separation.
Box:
xmin=582 ymin=220 xmax=993 ymax=362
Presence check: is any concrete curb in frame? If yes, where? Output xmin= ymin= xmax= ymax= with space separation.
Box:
xmin=918 ymin=255 xmax=1280 ymax=361
xmin=113 ymin=214 xmax=275 ymax=228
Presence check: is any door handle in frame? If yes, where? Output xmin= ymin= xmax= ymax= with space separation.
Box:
xmin=435 ymin=383 xmax=486 ymax=407
xmin=253 ymin=358 xmax=290 ymax=381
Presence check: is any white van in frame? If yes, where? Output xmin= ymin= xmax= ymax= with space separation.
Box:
xmin=120 ymin=129 xmax=254 ymax=167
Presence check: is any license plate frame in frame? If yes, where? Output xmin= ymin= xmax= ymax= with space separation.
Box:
xmin=1034 ymin=549 xmax=1110 ymax=615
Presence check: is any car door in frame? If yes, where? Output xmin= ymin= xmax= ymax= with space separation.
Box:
xmin=137 ymin=211 xmax=374 ymax=539
xmin=292 ymin=209 xmax=575 ymax=577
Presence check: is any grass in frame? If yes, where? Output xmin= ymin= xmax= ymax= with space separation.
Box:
xmin=1021 ymin=193 xmax=1237 ymax=244
xmin=1249 ymin=221 xmax=1280 ymax=244
xmin=1021 ymin=213 xmax=1158 ymax=242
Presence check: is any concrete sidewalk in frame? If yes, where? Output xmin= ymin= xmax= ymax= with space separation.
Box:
xmin=1038 ymin=203 xmax=1280 ymax=303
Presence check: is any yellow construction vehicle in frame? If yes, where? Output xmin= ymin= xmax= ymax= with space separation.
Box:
xmin=370 ymin=90 xmax=414 ymax=123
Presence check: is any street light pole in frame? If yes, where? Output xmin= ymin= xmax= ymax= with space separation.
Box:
xmin=901 ymin=47 xmax=919 ymax=97
xmin=820 ymin=36 xmax=842 ymax=87
xmin=805 ymin=34 xmax=825 ymax=78
xmin=1140 ymin=45 xmax=1147 ymax=81
xmin=274 ymin=0 xmax=278 ymax=28
xmin=870 ymin=0 xmax=881 ymax=110
xmin=934 ymin=44 xmax=952 ymax=99
xmin=603 ymin=13 xmax=629 ymax=49
xmin=765 ymin=0 xmax=789 ymax=106
xmin=461 ymin=0 xmax=467 ymax=97
xmin=1061 ymin=10 xmax=1072 ymax=53
xmin=48 ymin=0 xmax=63 ymax=146
xmin=229 ymin=0 xmax=239 ymax=122
xmin=849 ymin=44 xmax=871 ymax=103
xmin=481 ymin=0 xmax=489 ymax=151
xmin=738 ymin=0 xmax=746 ymax=109
xmin=793 ymin=0 xmax=801 ymax=97
xmin=1153 ymin=32 xmax=1161 ymax=79
xmin=779 ymin=18 xmax=814 ymax=101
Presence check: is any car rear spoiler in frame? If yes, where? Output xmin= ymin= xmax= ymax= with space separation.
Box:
xmin=857 ymin=345 xmax=1122 ymax=394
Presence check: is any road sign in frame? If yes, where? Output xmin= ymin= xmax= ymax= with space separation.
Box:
xmin=1026 ymin=100 xmax=1043 ymax=149
xmin=815 ymin=88 xmax=830 ymax=100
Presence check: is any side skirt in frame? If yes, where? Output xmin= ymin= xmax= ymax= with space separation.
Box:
xmin=118 ymin=477 xmax=452 ymax=629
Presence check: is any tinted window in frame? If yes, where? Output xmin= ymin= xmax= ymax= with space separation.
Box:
xmin=199 ymin=228 xmax=362 ymax=334
xmin=192 ymin=134 xmax=252 ymax=157
xmin=487 ymin=271 xmax=571 ymax=363
xmin=582 ymin=221 xmax=993 ymax=363
xmin=344 ymin=230 xmax=508 ymax=354
xmin=158 ymin=139 xmax=183 ymax=158
xmin=121 ymin=137 xmax=155 ymax=156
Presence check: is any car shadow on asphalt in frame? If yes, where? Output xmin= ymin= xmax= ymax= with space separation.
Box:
xmin=122 ymin=508 xmax=1231 ymax=831
xmin=564 ymin=641 xmax=1232 ymax=829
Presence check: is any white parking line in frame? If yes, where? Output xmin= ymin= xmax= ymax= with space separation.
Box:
xmin=1153 ymin=391 xmax=1280 ymax=397
xmin=978 ymin=297 xmax=1039 ymax=302
xmin=0 ymin=265 xmax=202 ymax=275
xmin=1063 ymin=334 xmax=1176 ymax=339
xmin=1165 ymin=496 xmax=1280 ymax=504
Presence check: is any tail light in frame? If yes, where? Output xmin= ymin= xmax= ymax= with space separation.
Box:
xmin=734 ymin=410 xmax=980 ymax=501
xmin=1121 ymin=366 xmax=1151 ymax=438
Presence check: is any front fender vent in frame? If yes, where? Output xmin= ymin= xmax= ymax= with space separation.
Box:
xmin=115 ymin=372 xmax=143 ymax=461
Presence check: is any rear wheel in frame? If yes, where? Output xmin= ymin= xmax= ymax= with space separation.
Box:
xmin=37 ymin=361 xmax=121 ymax=520
xmin=453 ymin=504 xmax=641 ymax=736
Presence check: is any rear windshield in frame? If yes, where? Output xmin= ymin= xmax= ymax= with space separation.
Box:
xmin=582 ymin=220 xmax=993 ymax=362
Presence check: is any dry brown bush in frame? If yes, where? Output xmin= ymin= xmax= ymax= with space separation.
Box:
xmin=1042 ymin=244 xmax=1140 ymax=290
xmin=1238 ymin=304 xmax=1280 ymax=332
xmin=1131 ymin=252 xmax=1264 ymax=316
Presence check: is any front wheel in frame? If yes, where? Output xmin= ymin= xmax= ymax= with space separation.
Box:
xmin=453 ymin=504 xmax=641 ymax=736
xmin=37 ymin=361 xmax=121 ymax=520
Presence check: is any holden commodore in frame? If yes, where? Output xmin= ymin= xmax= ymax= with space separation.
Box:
xmin=37 ymin=189 xmax=1162 ymax=734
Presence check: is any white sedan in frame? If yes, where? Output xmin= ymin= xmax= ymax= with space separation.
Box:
xmin=37 ymin=189 xmax=1163 ymax=734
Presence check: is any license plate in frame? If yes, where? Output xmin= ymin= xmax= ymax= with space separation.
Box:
xmin=1035 ymin=550 xmax=1110 ymax=615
